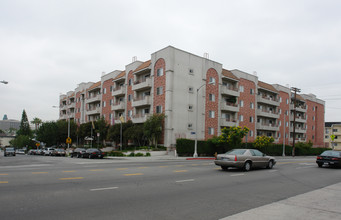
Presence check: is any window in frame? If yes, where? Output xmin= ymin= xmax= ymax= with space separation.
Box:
xmin=103 ymin=101 xmax=106 ymax=107
xmin=239 ymin=115 xmax=244 ymax=122
xmin=280 ymin=97 xmax=282 ymax=103
xmin=333 ymin=129 xmax=338 ymax=132
xmin=208 ymin=127 xmax=214 ymax=135
xmin=209 ymin=111 xmax=215 ymax=118
xmin=312 ymin=126 xmax=315 ymax=130
xmin=110 ymin=86 xmax=113 ymax=92
xmin=128 ymin=94 xmax=132 ymax=102
xmin=239 ymin=86 xmax=244 ymax=92
xmin=249 ymin=130 xmax=253 ymax=137
xmin=313 ymin=106 xmax=315 ymax=111
xmin=188 ymin=87 xmax=194 ymax=93
xmin=286 ymin=122 xmax=289 ymax=127
xmin=156 ymin=105 xmax=162 ymax=113
xmin=279 ymin=121 xmax=281 ymax=126
xmin=250 ymin=89 xmax=254 ymax=94
xmin=286 ymin=99 xmax=289 ymax=104
xmin=157 ymin=87 xmax=163 ymax=95
xmin=129 ymin=79 xmax=132 ymax=86
xmin=250 ymin=117 xmax=253 ymax=123
xmin=313 ymin=116 xmax=315 ymax=121
xmin=157 ymin=68 xmax=163 ymax=76
xmin=209 ymin=94 xmax=215 ymax=101
xmin=188 ymin=105 xmax=193 ymax=111
xmin=103 ymin=88 xmax=106 ymax=94
xmin=240 ymin=100 xmax=244 ymax=107
xmin=128 ymin=110 xmax=132 ymax=117
xmin=250 ymin=102 xmax=254 ymax=109
xmin=325 ymin=135 xmax=329 ymax=139
xmin=143 ymin=108 xmax=150 ymax=115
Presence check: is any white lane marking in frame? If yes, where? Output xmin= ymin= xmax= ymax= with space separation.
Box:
xmin=176 ymin=179 xmax=195 ymax=183
xmin=269 ymin=170 xmax=278 ymax=172
xmin=230 ymin=174 xmax=245 ymax=177
xmin=90 ymin=187 xmax=119 ymax=191
xmin=296 ymin=166 xmax=316 ymax=169
xmin=0 ymin=164 xmax=51 ymax=169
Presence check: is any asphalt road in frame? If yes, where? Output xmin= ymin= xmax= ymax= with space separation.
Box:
xmin=0 ymin=154 xmax=340 ymax=220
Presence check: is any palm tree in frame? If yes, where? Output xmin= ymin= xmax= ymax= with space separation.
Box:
xmin=31 ymin=117 xmax=43 ymax=130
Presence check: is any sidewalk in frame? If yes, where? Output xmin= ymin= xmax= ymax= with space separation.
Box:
xmin=220 ymin=182 xmax=341 ymax=220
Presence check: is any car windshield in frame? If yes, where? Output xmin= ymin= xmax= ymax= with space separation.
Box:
xmin=321 ymin=151 xmax=341 ymax=157
xmin=225 ymin=149 xmax=246 ymax=155
xmin=6 ymin=148 xmax=15 ymax=152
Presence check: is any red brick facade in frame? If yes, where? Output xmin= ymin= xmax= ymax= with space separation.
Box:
xmin=153 ymin=58 xmax=166 ymax=114
xmin=238 ymin=78 xmax=256 ymax=142
xmin=101 ymin=79 xmax=114 ymax=125
xmin=306 ymin=100 xmax=325 ymax=146
xmin=126 ymin=70 xmax=134 ymax=121
xmin=205 ymin=68 xmax=219 ymax=139
xmin=278 ymin=91 xmax=290 ymax=145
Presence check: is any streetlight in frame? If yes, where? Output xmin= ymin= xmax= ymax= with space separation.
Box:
xmin=194 ymin=81 xmax=215 ymax=158
xmin=1 ymin=80 xmax=8 ymax=84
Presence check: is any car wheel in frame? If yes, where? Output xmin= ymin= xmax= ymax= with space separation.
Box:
xmin=243 ymin=161 xmax=251 ymax=171
xmin=221 ymin=166 xmax=229 ymax=171
xmin=88 ymin=155 xmax=92 ymax=159
xmin=77 ymin=154 xmax=80 ymax=158
xmin=318 ymin=162 xmax=323 ymax=168
xmin=267 ymin=160 xmax=274 ymax=169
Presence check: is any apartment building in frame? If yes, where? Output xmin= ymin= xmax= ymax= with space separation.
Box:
xmin=325 ymin=122 xmax=341 ymax=150
xmin=59 ymin=46 xmax=325 ymax=149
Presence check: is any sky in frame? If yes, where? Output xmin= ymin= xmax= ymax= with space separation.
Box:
xmin=0 ymin=0 xmax=340 ymax=123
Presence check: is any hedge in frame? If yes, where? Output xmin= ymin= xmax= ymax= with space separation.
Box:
xmin=176 ymin=138 xmax=330 ymax=157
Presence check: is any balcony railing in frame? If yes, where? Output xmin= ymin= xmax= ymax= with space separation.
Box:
xmin=131 ymin=114 xmax=150 ymax=123
xmin=257 ymin=109 xmax=280 ymax=119
xmin=221 ymin=102 xmax=239 ymax=112
xmin=132 ymin=96 xmax=151 ymax=107
xmin=220 ymin=85 xmax=239 ymax=97
xmin=256 ymin=122 xmax=280 ymax=131
xmin=220 ymin=118 xmax=238 ymax=127
xmin=111 ymin=101 xmax=125 ymax=111
xmin=257 ymin=95 xmax=280 ymax=106
xmin=112 ymin=86 xmax=125 ymax=96
xmin=132 ymin=78 xmax=152 ymax=91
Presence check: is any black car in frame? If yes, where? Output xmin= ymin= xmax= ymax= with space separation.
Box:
xmin=51 ymin=149 xmax=66 ymax=156
xmin=316 ymin=150 xmax=341 ymax=168
xmin=82 ymin=148 xmax=105 ymax=159
xmin=70 ymin=148 xmax=86 ymax=158
xmin=4 ymin=147 xmax=16 ymax=156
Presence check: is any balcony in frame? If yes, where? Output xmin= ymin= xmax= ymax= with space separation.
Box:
xmin=132 ymin=96 xmax=152 ymax=107
xmin=87 ymin=107 xmax=101 ymax=116
xmin=132 ymin=78 xmax=152 ymax=91
xmin=220 ymin=118 xmax=238 ymax=127
xmin=289 ymin=115 xmax=307 ymax=123
xmin=256 ymin=122 xmax=279 ymax=131
xmin=111 ymin=102 xmax=125 ymax=111
xmin=290 ymin=127 xmax=307 ymax=133
xmin=221 ymin=102 xmax=239 ymax=112
xmin=257 ymin=109 xmax=280 ymax=119
xmin=86 ymin=95 xmax=101 ymax=104
xmin=112 ymin=86 xmax=126 ymax=96
xmin=290 ymin=137 xmax=307 ymax=143
xmin=290 ymin=104 xmax=307 ymax=113
xmin=131 ymin=114 xmax=150 ymax=124
xmin=220 ymin=85 xmax=239 ymax=97
xmin=257 ymin=95 xmax=280 ymax=106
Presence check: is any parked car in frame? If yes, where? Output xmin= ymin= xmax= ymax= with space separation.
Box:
xmin=51 ymin=149 xmax=66 ymax=157
xmin=82 ymin=148 xmax=105 ymax=159
xmin=43 ymin=148 xmax=55 ymax=156
xmin=4 ymin=147 xmax=16 ymax=156
xmin=28 ymin=149 xmax=37 ymax=155
xmin=16 ymin=149 xmax=26 ymax=155
xmin=214 ymin=149 xmax=276 ymax=171
xmin=316 ymin=150 xmax=341 ymax=168
xmin=70 ymin=148 xmax=86 ymax=158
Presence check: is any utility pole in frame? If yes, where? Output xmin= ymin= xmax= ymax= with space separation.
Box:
xmin=291 ymin=87 xmax=301 ymax=157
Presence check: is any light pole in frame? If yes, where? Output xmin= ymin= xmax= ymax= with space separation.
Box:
xmin=194 ymin=81 xmax=214 ymax=158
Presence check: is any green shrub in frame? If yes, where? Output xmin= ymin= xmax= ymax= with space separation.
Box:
xmin=145 ymin=152 xmax=151 ymax=157
xmin=108 ymin=151 xmax=125 ymax=157
xmin=128 ymin=152 xmax=135 ymax=157
xmin=135 ymin=153 xmax=144 ymax=157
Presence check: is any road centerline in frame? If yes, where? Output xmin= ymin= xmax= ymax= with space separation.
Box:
xmin=230 ymin=174 xmax=245 ymax=177
xmin=90 ymin=187 xmax=119 ymax=191
xmin=176 ymin=179 xmax=195 ymax=183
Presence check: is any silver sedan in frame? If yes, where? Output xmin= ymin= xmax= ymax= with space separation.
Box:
xmin=214 ymin=149 xmax=276 ymax=171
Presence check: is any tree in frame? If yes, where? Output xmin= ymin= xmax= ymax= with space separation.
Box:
xmin=218 ymin=126 xmax=249 ymax=148
xmin=143 ymin=114 xmax=166 ymax=148
xmin=36 ymin=121 xmax=58 ymax=147
xmin=31 ymin=117 xmax=42 ymax=130
xmin=124 ymin=124 xmax=146 ymax=147
xmin=17 ymin=110 xmax=32 ymax=137
xmin=254 ymin=136 xmax=275 ymax=148
xmin=9 ymin=135 xmax=35 ymax=149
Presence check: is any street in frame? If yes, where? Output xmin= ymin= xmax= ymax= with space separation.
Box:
xmin=1 ymin=154 xmax=340 ymax=220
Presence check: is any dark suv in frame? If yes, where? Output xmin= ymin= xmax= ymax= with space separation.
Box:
xmin=4 ymin=147 xmax=16 ymax=156
xmin=70 ymin=148 xmax=86 ymax=158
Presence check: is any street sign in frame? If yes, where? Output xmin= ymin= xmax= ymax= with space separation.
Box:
xmin=36 ymin=143 xmax=40 ymax=147
xmin=66 ymin=137 xmax=72 ymax=144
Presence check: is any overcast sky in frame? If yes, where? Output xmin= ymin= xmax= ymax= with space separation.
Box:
xmin=1 ymin=0 xmax=340 ymax=123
